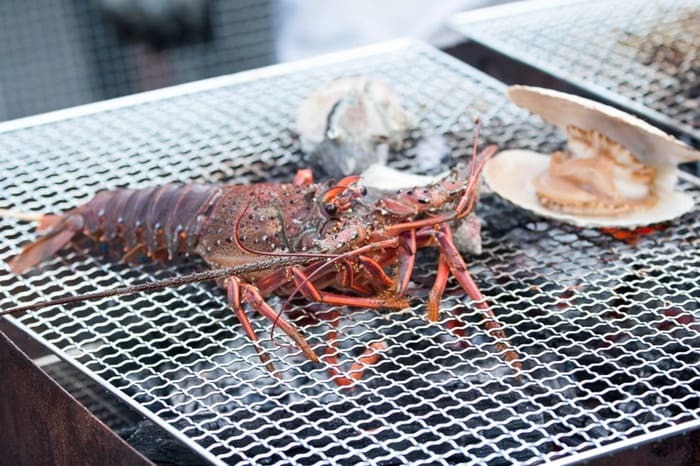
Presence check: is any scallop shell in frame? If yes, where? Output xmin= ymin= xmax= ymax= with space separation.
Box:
xmin=508 ymin=86 xmax=700 ymax=166
xmin=483 ymin=86 xmax=699 ymax=228
xmin=484 ymin=150 xmax=695 ymax=228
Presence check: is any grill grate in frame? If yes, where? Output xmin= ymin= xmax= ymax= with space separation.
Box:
xmin=1 ymin=41 xmax=699 ymax=465
xmin=450 ymin=0 xmax=700 ymax=145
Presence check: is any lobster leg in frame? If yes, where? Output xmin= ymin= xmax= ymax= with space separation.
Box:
xmin=225 ymin=276 xmax=319 ymax=363
xmin=255 ymin=257 xmax=391 ymax=298
xmin=333 ymin=256 xmax=394 ymax=296
xmin=355 ymin=256 xmax=394 ymax=291
xmin=293 ymin=169 xmax=314 ymax=186
xmin=122 ymin=244 xmax=146 ymax=265
xmin=335 ymin=260 xmax=373 ymax=296
xmin=427 ymin=253 xmax=450 ymax=322
xmin=290 ymin=267 xmax=409 ymax=310
xmin=395 ymin=230 xmax=416 ymax=295
xmin=301 ymin=309 xmax=387 ymax=388
xmin=326 ymin=336 xmax=387 ymax=387
xmin=225 ymin=277 xmax=278 ymax=375
xmin=435 ymin=224 xmax=521 ymax=370
xmin=317 ymin=310 xmax=352 ymax=386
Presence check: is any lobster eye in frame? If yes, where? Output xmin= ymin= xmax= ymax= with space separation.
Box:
xmin=323 ymin=203 xmax=338 ymax=215
xmin=360 ymin=186 xmax=367 ymax=196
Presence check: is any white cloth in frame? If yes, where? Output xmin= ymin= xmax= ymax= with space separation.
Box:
xmin=275 ymin=0 xmax=510 ymax=62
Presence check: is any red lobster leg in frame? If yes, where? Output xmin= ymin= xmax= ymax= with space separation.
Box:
xmin=312 ymin=310 xmax=387 ymax=388
xmin=289 ymin=267 xmax=409 ymax=310
xmin=336 ymin=260 xmax=372 ymax=296
xmin=395 ymin=230 xmax=417 ymax=295
xmin=330 ymin=256 xmax=394 ymax=297
xmin=435 ymin=224 xmax=521 ymax=371
xmin=225 ymin=277 xmax=279 ymax=375
xmin=255 ymin=257 xmax=393 ymax=299
xmin=427 ymin=252 xmax=470 ymax=343
xmin=225 ymin=276 xmax=319 ymax=365
xmin=326 ymin=340 xmax=387 ymax=387
xmin=427 ymin=253 xmax=450 ymax=322
xmin=293 ymin=169 xmax=314 ymax=187
xmin=355 ymin=256 xmax=394 ymax=292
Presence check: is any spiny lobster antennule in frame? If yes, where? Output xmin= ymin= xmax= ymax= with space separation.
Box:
xmin=454 ymin=144 xmax=497 ymax=217
xmin=378 ymin=116 xmax=496 ymax=219
xmin=453 ymin=116 xmax=495 ymax=215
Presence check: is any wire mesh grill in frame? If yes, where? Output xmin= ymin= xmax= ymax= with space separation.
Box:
xmin=1 ymin=41 xmax=698 ymax=465
xmin=0 ymin=0 xmax=274 ymax=121
xmin=450 ymin=0 xmax=700 ymax=145
xmin=39 ymin=355 xmax=139 ymax=433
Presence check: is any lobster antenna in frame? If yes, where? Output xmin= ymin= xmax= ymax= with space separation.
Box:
xmin=0 ymin=255 xmax=319 ymax=316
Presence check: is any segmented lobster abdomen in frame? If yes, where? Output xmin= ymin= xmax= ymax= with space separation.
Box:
xmin=9 ymin=184 xmax=222 ymax=273
xmin=79 ymin=183 xmax=222 ymax=259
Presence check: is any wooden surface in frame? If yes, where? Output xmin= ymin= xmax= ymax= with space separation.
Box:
xmin=0 ymin=330 xmax=153 ymax=466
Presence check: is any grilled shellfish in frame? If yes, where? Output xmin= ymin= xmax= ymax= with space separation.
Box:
xmin=484 ymin=86 xmax=699 ymax=228
xmin=297 ymin=76 xmax=415 ymax=178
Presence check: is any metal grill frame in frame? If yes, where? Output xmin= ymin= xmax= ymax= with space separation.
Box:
xmin=1 ymin=40 xmax=699 ymax=465
xmin=449 ymin=0 xmax=700 ymax=145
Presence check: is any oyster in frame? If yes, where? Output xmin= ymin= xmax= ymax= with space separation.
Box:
xmin=297 ymin=76 xmax=415 ymax=178
xmin=484 ymin=86 xmax=699 ymax=228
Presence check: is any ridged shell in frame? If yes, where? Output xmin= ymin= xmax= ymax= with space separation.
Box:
xmin=483 ymin=150 xmax=695 ymax=228
xmin=508 ymin=86 xmax=700 ymax=166
xmin=482 ymin=86 xmax=699 ymax=228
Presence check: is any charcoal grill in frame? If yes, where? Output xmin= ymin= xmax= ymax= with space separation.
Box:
xmin=1 ymin=40 xmax=698 ymax=465
xmin=449 ymin=0 xmax=700 ymax=146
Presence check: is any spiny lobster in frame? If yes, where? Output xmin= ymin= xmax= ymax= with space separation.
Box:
xmin=6 ymin=130 xmax=520 ymax=384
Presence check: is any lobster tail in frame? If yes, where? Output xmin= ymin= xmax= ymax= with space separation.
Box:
xmin=8 ymin=184 xmax=222 ymax=274
xmin=9 ymin=215 xmax=85 ymax=274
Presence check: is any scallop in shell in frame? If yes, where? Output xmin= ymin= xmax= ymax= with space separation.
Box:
xmin=484 ymin=86 xmax=699 ymax=228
